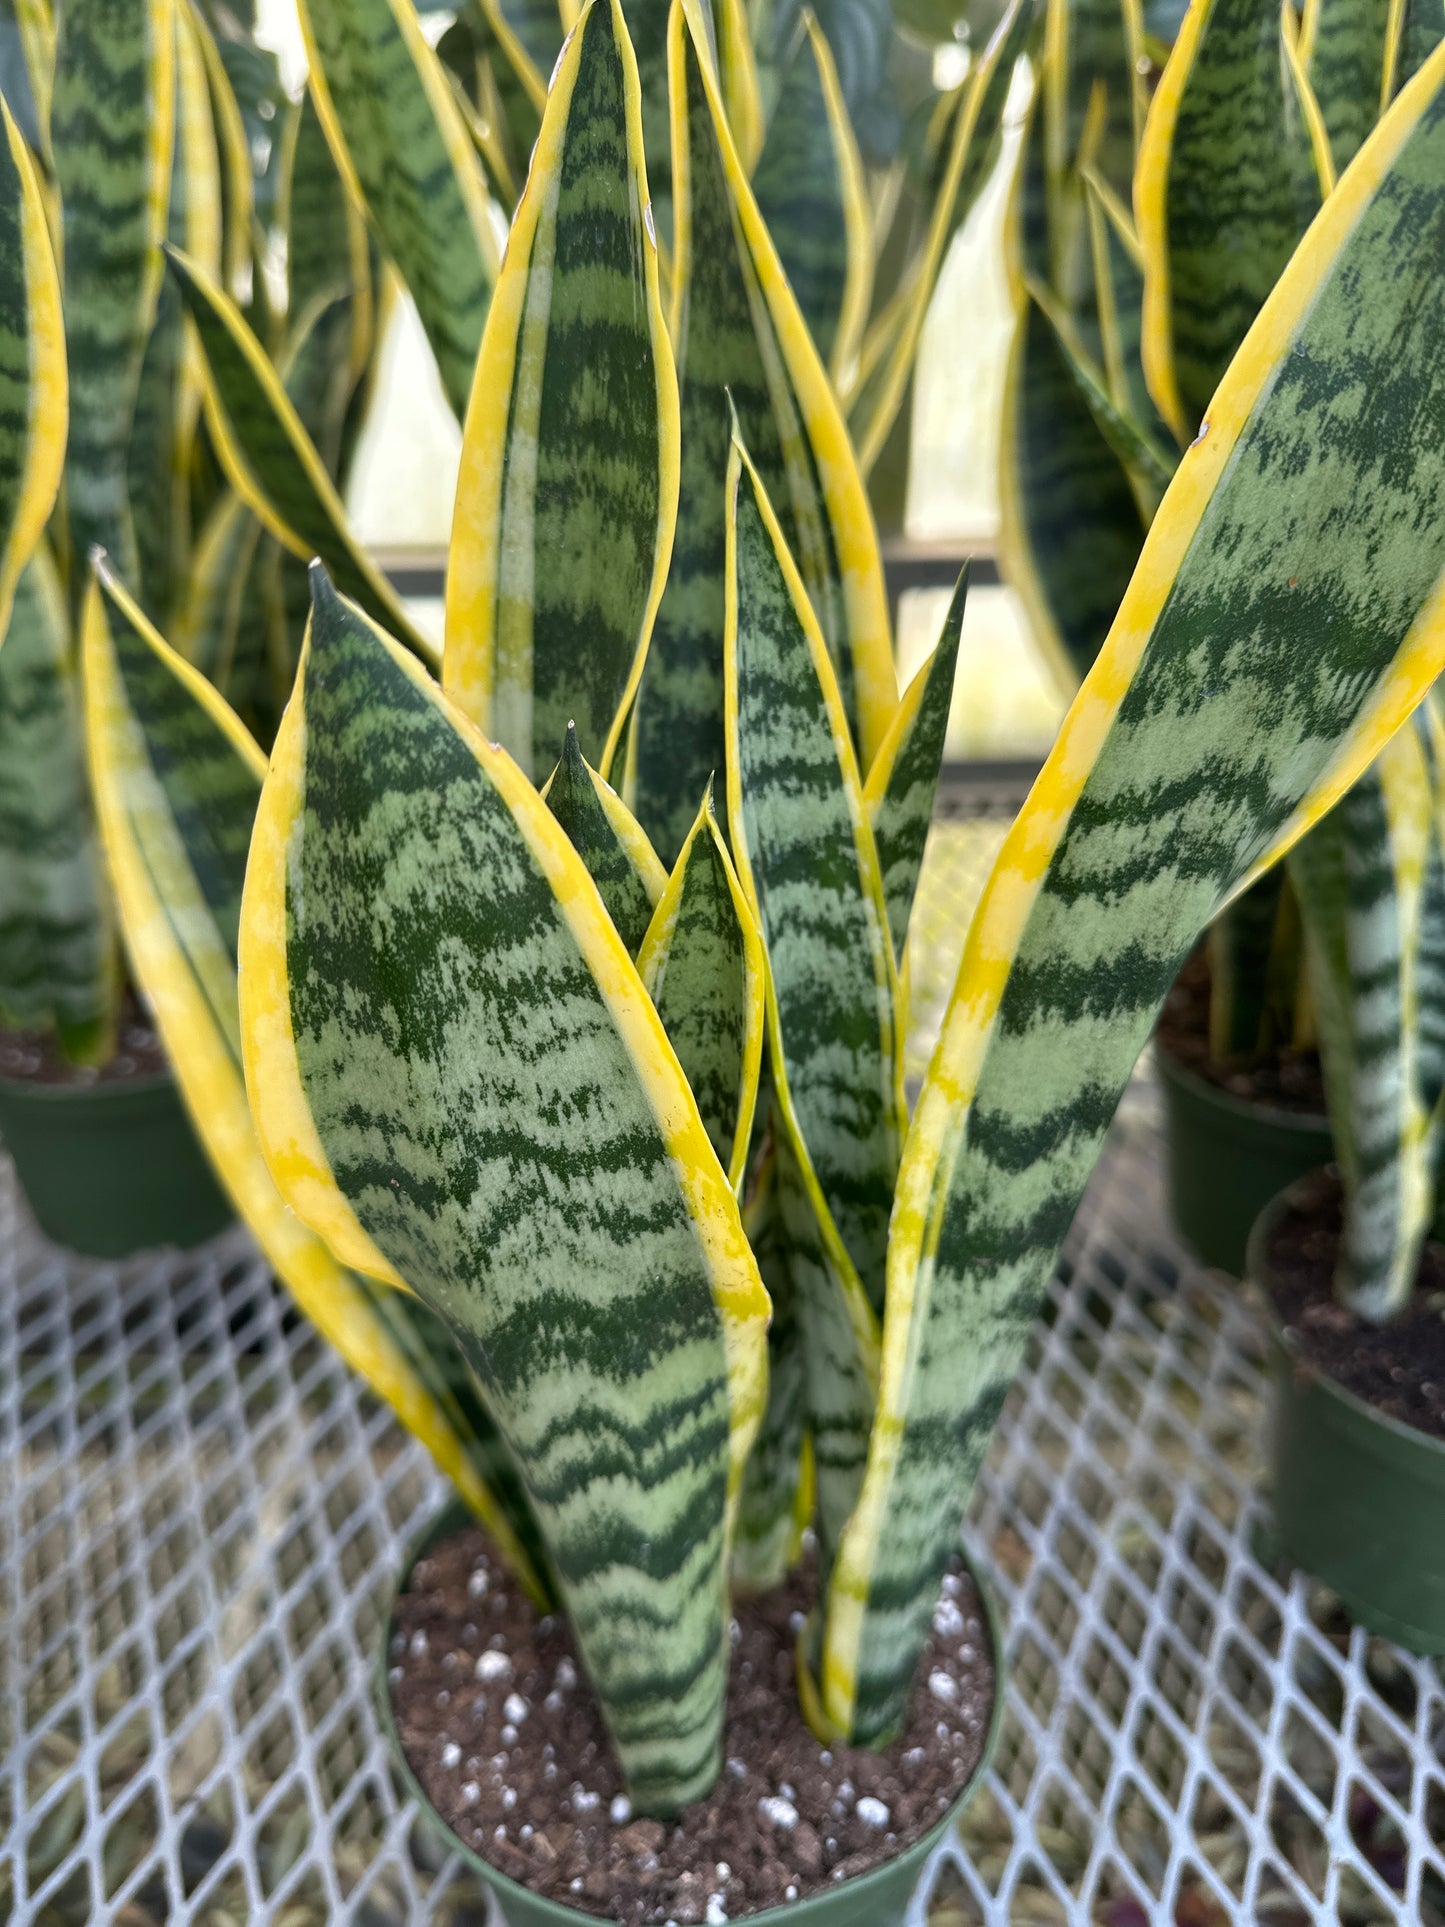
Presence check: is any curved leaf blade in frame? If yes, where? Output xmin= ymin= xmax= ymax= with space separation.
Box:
xmin=826 ymin=47 xmax=1445 ymax=1744
xmin=163 ymin=242 xmax=438 ymax=670
xmin=297 ymin=0 xmax=500 ymax=418
xmin=543 ymin=720 xmax=666 ymax=955
xmin=444 ymin=0 xmax=680 ymax=783
xmin=239 ymin=570 xmax=768 ymax=1813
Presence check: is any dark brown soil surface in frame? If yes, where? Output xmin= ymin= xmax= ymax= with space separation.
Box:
xmin=1155 ymin=947 xmax=1326 ymax=1115
xmin=389 ymin=1524 xmax=995 ymax=1923
xmin=0 ymin=992 xmax=166 ymax=1087
xmin=1262 ymin=1168 xmax=1445 ymax=1439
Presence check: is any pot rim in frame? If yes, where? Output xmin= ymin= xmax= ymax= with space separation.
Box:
xmin=376 ymin=1496 xmax=1007 ymax=1925
xmin=1247 ymin=1171 xmax=1445 ymax=1467
xmin=0 ymin=1065 xmax=175 ymax=1104
xmin=1153 ymin=1038 xmax=1331 ymax=1135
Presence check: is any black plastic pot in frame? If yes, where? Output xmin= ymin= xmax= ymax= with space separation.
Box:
xmin=1248 ymin=1179 xmax=1445 ymax=1654
xmin=379 ymin=1500 xmax=1005 ymax=1927
xmin=0 ymin=1068 xmax=232 ymax=1258
xmin=1157 ymin=1044 xmax=1332 ymax=1274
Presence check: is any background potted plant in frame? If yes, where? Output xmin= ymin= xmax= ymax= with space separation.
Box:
xmin=1247 ymin=698 xmax=1445 ymax=1652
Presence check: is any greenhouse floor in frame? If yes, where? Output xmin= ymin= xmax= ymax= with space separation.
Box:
xmin=4 ymin=817 xmax=1445 ymax=1924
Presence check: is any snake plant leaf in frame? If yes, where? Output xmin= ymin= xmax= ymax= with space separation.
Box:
xmin=281 ymin=94 xmax=373 ymax=397
xmin=1205 ymin=867 xmax=1288 ymax=1061
xmin=444 ymin=0 xmax=679 ymax=785
xmin=999 ymin=284 xmax=1146 ymax=690
xmin=751 ymin=11 xmax=872 ymax=383
xmin=1384 ymin=0 xmax=1445 ymax=96
xmin=239 ymin=568 xmax=769 ymax=1814
xmin=542 ymin=722 xmax=667 ymax=956
xmin=1280 ymin=0 xmax=1340 ymax=199
xmin=731 ymin=1154 xmax=807 ymax=1595
xmin=629 ymin=0 xmax=893 ymax=867
xmin=0 ymin=549 xmax=115 ymax=1062
xmin=0 ymin=0 xmax=53 ymax=163
xmin=637 ymin=780 xmax=765 ymax=1191
xmin=1137 ymin=0 xmax=1324 ymax=444
xmin=80 ymin=562 xmax=553 ymax=1604
xmin=863 ymin=569 xmax=966 ymax=964
xmin=823 ymin=46 xmax=1445 ymax=1747
xmin=1288 ymin=727 xmax=1440 ymax=1320
xmin=0 ymin=98 xmax=64 ymax=644
xmin=1084 ymin=168 xmax=1175 ymax=459
xmin=187 ymin=0 xmax=254 ymax=300
xmin=163 ymin=243 xmax=438 ymax=671
xmin=52 ymin=0 xmax=175 ymax=585
xmin=1302 ymin=0 xmax=1392 ymax=173
xmin=297 ymin=0 xmax=500 ymax=420
xmin=850 ymin=0 xmax=1030 ymax=479
xmin=1030 ymin=276 xmax=1177 ymax=503
xmin=723 ymin=431 xmax=902 ymax=1322
xmin=1042 ymin=0 xmax=1136 ymax=315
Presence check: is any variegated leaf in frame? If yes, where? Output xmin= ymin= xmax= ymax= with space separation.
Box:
xmin=297 ymin=0 xmax=500 ymax=419
xmin=1303 ymin=0 xmax=1392 ymax=173
xmin=1384 ymin=0 xmax=1445 ymax=97
xmin=637 ymin=780 xmax=765 ymax=1190
xmin=1205 ymin=867 xmax=1288 ymax=1063
xmin=1138 ymin=0 xmax=1324 ymax=443
xmin=81 ymin=561 xmax=555 ymax=1602
xmin=824 ymin=48 xmax=1445 ymax=1745
xmin=723 ymin=430 xmax=901 ymax=1316
xmin=164 ymin=243 xmax=438 ymax=670
xmin=863 ymin=568 xmax=966 ymax=963
xmin=751 ymin=12 xmax=871 ymax=383
xmin=239 ymin=569 xmax=769 ymax=1814
xmin=543 ymin=721 xmax=666 ymax=956
xmin=0 ymin=549 xmax=114 ymax=1061
xmin=444 ymin=0 xmax=679 ymax=783
xmin=0 ymin=96 xmax=64 ymax=642
xmin=731 ymin=1151 xmax=807 ymax=1596
xmin=629 ymin=0 xmax=893 ymax=866
xmin=52 ymin=0 xmax=175 ymax=584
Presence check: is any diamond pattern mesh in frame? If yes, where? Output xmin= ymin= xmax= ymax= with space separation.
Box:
xmin=2 ymin=812 xmax=1443 ymax=1926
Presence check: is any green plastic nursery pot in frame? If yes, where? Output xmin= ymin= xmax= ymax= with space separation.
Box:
xmin=1157 ymin=1044 xmax=1332 ymax=1274
xmin=379 ymin=1500 xmax=1005 ymax=1927
xmin=0 ymin=1069 xmax=233 ymax=1259
xmin=1248 ymin=1180 xmax=1445 ymax=1654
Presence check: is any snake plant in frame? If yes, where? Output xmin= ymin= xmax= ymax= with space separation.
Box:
xmin=0 ymin=0 xmax=387 ymax=1067
xmin=79 ymin=0 xmax=1445 ymax=1828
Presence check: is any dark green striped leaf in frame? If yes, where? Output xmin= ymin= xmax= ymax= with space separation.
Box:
xmin=543 ymin=721 xmax=666 ymax=957
xmin=731 ymin=1153 xmax=807 ymax=1596
xmin=0 ymin=550 xmax=114 ymax=1061
xmin=723 ymin=432 xmax=902 ymax=1318
xmin=752 ymin=13 xmax=870 ymax=381
xmin=240 ymin=569 xmax=768 ymax=1814
xmin=82 ymin=562 xmax=554 ymax=1603
xmin=637 ymin=780 xmax=764 ymax=1189
xmin=864 ymin=569 xmax=966 ymax=962
xmin=1385 ymin=0 xmax=1445 ymax=97
xmin=1304 ymin=0 xmax=1392 ymax=172
xmin=52 ymin=0 xmax=174 ymax=585
xmin=164 ymin=242 xmax=438 ymax=669
xmin=444 ymin=0 xmax=679 ymax=785
xmin=824 ymin=49 xmax=1445 ymax=1745
xmin=297 ymin=0 xmax=499 ymax=418
xmin=1203 ymin=867 xmax=1288 ymax=1063
xmin=1138 ymin=0 xmax=1323 ymax=441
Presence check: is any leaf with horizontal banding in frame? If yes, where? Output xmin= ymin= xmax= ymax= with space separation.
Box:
xmin=999 ymin=275 xmax=1145 ymax=691
xmin=444 ymin=0 xmax=679 ymax=785
xmin=80 ymin=560 xmax=554 ymax=1603
xmin=1303 ymin=0 xmax=1392 ymax=173
xmin=52 ymin=0 xmax=175 ymax=585
xmin=0 ymin=0 xmax=53 ymax=163
xmin=239 ymin=568 xmax=769 ymax=1813
xmin=628 ymin=0 xmax=893 ymax=867
xmin=296 ymin=0 xmax=499 ymax=419
xmin=637 ymin=780 xmax=764 ymax=1190
xmin=731 ymin=1150 xmax=807 ymax=1595
xmin=279 ymin=93 xmax=373 ymax=413
xmin=823 ymin=48 xmax=1445 ymax=1745
xmin=1029 ymin=276 xmax=1176 ymax=504
xmin=1384 ymin=0 xmax=1445 ymax=97
xmin=723 ymin=428 xmax=901 ymax=1327
xmin=0 ymin=548 xmax=115 ymax=1062
xmin=1138 ymin=0 xmax=1324 ymax=443
xmin=751 ymin=12 xmax=871 ymax=383
xmin=186 ymin=0 xmax=253 ymax=301
xmin=1042 ymin=0 xmax=1136 ymax=319
xmin=1083 ymin=168 xmax=1175 ymax=461
xmin=163 ymin=243 xmax=438 ymax=670
xmin=0 ymin=98 xmax=64 ymax=644
xmin=1205 ymin=868 xmax=1288 ymax=1062
xmin=864 ymin=570 xmax=966 ymax=964
xmin=542 ymin=722 xmax=666 ymax=956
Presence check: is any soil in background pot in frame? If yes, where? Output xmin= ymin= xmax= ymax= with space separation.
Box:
xmin=1259 ymin=1167 xmax=1445 ymax=1439
xmin=388 ymin=1523 xmax=996 ymax=1925
xmin=1155 ymin=948 xmax=1325 ymax=1114
xmin=0 ymin=991 xmax=167 ymax=1086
